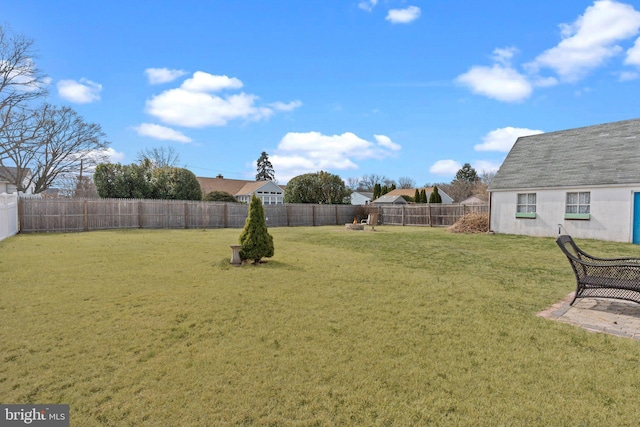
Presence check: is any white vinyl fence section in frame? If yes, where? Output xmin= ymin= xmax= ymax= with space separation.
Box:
xmin=0 ymin=193 xmax=19 ymax=241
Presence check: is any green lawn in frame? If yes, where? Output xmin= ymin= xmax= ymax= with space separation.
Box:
xmin=1 ymin=226 xmax=640 ymax=426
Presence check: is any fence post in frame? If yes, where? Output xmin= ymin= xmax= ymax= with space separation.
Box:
xmin=223 ymin=203 xmax=228 ymax=228
xmin=428 ymin=204 xmax=432 ymax=227
xmin=17 ymin=197 xmax=23 ymax=232
xmin=83 ymin=199 xmax=88 ymax=231
xmin=286 ymin=205 xmax=291 ymax=227
xmin=335 ymin=205 xmax=339 ymax=225
xmin=401 ymin=206 xmax=405 ymax=226
xmin=138 ymin=200 xmax=143 ymax=229
xmin=184 ymin=202 xmax=189 ymax=229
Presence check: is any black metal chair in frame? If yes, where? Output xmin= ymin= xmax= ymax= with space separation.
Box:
xmin=556 ymin=235 xmax=640 ymax=305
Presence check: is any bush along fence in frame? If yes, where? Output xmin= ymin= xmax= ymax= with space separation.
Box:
xmin=17 ymin=197 xmax=489 ymax=233
xmin=0 ymin=193 xmax=19 ymax=241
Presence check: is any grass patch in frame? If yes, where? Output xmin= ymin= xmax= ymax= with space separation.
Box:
xmin=1 ymin=227 xmax=640 ymax=425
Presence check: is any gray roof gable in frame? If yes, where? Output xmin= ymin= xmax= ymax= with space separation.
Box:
xmin=489 ymin=118 xmax=640 ymax=191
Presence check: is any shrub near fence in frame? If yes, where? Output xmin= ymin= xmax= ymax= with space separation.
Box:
xmin=17 ymin=198 xmax=489 ymax=233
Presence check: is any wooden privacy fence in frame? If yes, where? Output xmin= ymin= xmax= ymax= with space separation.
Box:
xmin=0 ymin=193 xmax=19 ymax=241
xmin=17 ymin=198 xmax=488 ymax=233
xmin=378 ymin=204 xmax=488 ymax=227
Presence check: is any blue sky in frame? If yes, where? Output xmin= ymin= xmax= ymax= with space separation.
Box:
xmin=4 ymin=0 xmax=640 ymax=185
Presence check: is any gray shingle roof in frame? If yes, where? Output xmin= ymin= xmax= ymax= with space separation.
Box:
xmin=489 ymin=118 xmax=640 ymax=191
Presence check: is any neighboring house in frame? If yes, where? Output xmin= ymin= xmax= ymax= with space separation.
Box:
xmin=0 ymin=166 xmax=35 ymax=195
xmin=0 ymin=180 xmax=8 ymax=194
xmin=380 ymin=188 xmax=454 ymax=204
xmin=488 ymin=118 xmax=640 ymax=243
xmin=460 ymin=195 xmax=486 ymax=205
xmin=351 ymin=191 xmax=373 ymax=205
xmin=197 ymin=176 xmax=284 ymax=204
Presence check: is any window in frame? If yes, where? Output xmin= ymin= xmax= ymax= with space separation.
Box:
xmin=516 ymin=193 xmax=536 ymax=218
xmin=566 ymin=192 xmax=590 ymax=219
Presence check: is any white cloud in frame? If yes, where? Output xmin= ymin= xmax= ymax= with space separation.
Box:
xmin=82 ymin=147 xmax=125 ymax=169
xmin=269 ymin=100 xmax=303 ymax=112
xmin=472 ymin=160 xmax=502 ymax=174
xmin=104 ymin=147 xmax=126 ymax=163
xmin=133 ymin=123 xmax=192 ymax=143
xmin=358 ymin=0 xmax=377 ymax=12
xmin=145 ymin=68 xmax=188 ymax=85
xmin=430 ymin=160 xmax=461 ymax=175
xmin=492 ymin=47 xmax=518 ymax=66
xmin=271 ymin=131 xmax=401 ymax=182
xmin=374 ymin=134 xmax=401 ymax=151
xmin=456 ymin=64 xmax=532 ymax=102
xmin=386 ymin=6 xmax=421 ymax=24
xmin=527 ymin=0 xmax=640 ymax=82
xmin=145 ymin=71 xmax=301 ymax=128
xmin=57 ymin=78 xmax=102 ymax=104
xmin=474 ymin=127 xmax=544 ymax=152
xmin=625 ymin=37 xmax=640 ymax=65
xmin=180 ymin=72 xmax=243 ymax=92
xmin=620 ymin=70 xmax=640 ymax=81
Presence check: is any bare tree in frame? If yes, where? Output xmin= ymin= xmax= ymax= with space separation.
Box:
xmin=345 ymin=177 xmax=360 ymax=191
xmin=137 ymin=145 xmax=181 ymax=168
xmin=0 ymin=104 xmax=110 ymax=193
xmin=398 ymin=176 xmax=415 ymax=189
xmin=358 ymin=174 xmax=389 ymax=192
xmin=0 ymin=25 xmax=47 ymax=157
xmin=473 ymin=170 xmax=496 ymax=201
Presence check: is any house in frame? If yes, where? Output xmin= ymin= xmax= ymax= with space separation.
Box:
xmin=0 ymin=166 xmax=35 ymax=195
xmin=488 ymin=118 xmax=640 ymax=243
xmin=197 ymin=176 xmax=284 ymax=204
xmin=377 ymin=188 xmax=454 ymax=204
xmin=351 ymin=191 xmax=373 ymax=205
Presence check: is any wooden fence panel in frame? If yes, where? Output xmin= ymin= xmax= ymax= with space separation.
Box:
xmin=17 ymin=198 xmax=488 ymax=233
xmin=286 ymin=204 xmax=314 ymax=226
xmin=87 ymin=199 xmax=139 ymax=230
xmin=186 ymin=202 xmax=226 ymax=229
xmin=264 ymin=204 xmax=288 ymax=227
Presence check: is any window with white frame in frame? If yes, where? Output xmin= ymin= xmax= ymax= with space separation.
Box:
xmin=516 ymin=193 xmax=536 ymax=214
xmin=566 ymin=192 xmax=590 ymax=215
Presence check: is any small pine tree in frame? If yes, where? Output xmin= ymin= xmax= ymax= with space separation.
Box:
xmin=429 ymin=186 xmax=442 ymax=204
xmin=414 ymin=188 xmax=420 ymax=203
xmin=420 ymin=188 xmax=427 ymax=203
xmin=239 ymin=195 xmax=274 ymax=264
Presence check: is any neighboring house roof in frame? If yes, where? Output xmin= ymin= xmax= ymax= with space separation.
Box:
xmin=352 ymin=191 xmax=373 ymax=198
xmin=489 ymin=118 xmax=640 ymax=191
xmin=372 ymin=194 xmax=407 ymax=204
xmin=385 ymin=188 xmax=426 ymax=197
xmin=198 ymin=177 xmax=252 ymax=195
xmin=384 ymin=187 xmax=454 ymax=203
xmin=460 ymin=195 xmax=486 ymax=205
xmin=0 ymin=166 xmax=32 ymax=181
xmin=197 ymin=176 xmax=282 ymax=197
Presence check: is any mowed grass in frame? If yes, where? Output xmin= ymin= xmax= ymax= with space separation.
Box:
xmin=2 ymin=226 xmax=640 ymax=426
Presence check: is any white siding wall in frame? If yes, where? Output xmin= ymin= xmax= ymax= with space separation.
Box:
xmin=490 ymin=186 xmax=640 ymax=242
